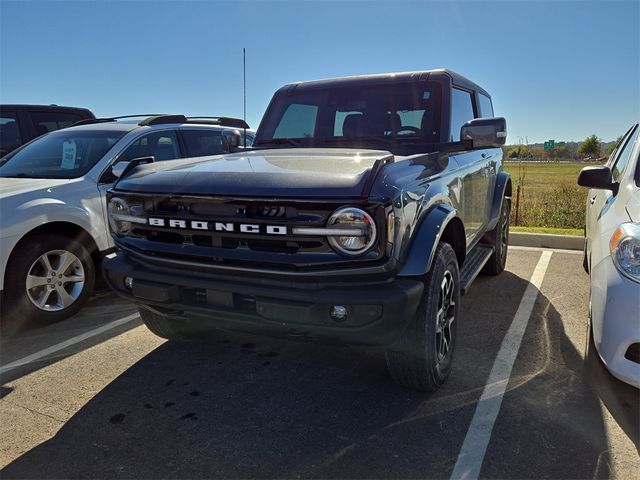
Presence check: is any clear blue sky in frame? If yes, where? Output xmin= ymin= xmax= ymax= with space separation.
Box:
xmin=1 ymin=0 xmax=638 ymax=144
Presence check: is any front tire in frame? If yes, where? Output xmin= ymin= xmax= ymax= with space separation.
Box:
xmin=385 ymin=242 xmax=460 ymax=392
xmin=3 ymin=234 xmax=95 ymax=325
xmin=583 ymin=242 xmax=589 ymax=274
xmin=139 ymin=308 xmax=194 ymax=341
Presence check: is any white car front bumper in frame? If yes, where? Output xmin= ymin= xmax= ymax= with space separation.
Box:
xmin=0 ymin=232 xmax=22 ymax=292
xmin=591 ymin=255 xmax=640 ymax=388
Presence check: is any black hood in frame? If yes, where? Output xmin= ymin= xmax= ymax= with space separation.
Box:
xmin=114 ymin=148 xmax=394 ymax=198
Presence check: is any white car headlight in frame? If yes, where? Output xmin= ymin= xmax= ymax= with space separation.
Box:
xmin=610 ymin=222 xmax=640 ymax=283
xmin=108 ymin=197 xmax=145 ymax=236
xmin=326 ymin=207 xmax=377 ymax=256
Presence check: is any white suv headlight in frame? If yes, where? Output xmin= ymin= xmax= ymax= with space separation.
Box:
xmin=108 ymin=197 xmax=145 ymax=235
xmin=326 ymin=207 xmax=377 ymax=256
xmin=610 ymin=222 xmax=640 ymax=283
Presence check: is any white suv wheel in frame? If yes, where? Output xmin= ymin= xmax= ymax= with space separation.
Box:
xmin=26 ymin=249 xmax=86 ymax=311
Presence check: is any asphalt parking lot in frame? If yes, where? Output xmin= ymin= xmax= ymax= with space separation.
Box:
xmin=0 ymin=247 xmax=638 ymax=479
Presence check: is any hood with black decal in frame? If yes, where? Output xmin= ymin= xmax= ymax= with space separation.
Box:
xmin=114 ymin=148 xmax=393 ymax=198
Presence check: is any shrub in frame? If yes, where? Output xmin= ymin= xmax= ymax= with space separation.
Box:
xmin=511 ymin=181 xmax=586 ymax=229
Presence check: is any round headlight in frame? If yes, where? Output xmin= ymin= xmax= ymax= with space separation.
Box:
xmin=108 ymin=197 xmax=131 ymax=235
xmin=327 ymin=207 xmax=377 ymax=256
xmin=610 ymin=222 xmax=640 ymax=283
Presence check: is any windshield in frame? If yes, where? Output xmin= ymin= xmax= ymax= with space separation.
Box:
xmin=255 ymin=81 xmax=442 ymax=153
xmin=0 ymin=129 xmax=127 ymax=179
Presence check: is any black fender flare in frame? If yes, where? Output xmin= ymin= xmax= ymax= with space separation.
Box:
xmin=397 ymin=203 xmax=459 ymax=277
xmin=486 ymin=171 xmax=512 ymax=231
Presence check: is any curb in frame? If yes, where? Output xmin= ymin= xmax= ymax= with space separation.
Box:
xmin=509 ymin=232 xmax=584 ymax=251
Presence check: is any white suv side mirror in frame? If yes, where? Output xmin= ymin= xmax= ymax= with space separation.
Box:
xmin=112 ymin=156 xmax=155 ymax=179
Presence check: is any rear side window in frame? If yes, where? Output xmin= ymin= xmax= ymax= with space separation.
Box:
xmin=273 ymin=104 xmax=318 ymax=138
xmin=334 ymin=111 xmax=362 ymax=136
xmin=0 ymin=112 xmax=22 ymax=154
xmin=182 ymin=129 xmax=225 ymax=157
xmin=29 ymin=111 xmax=84 ymax=136
xmin=478 ymin=93 xmax=494 ymax=117
xmin=450 ymin=88 xmax=475 ymax=141
xmin=611 ymin=125 xmax=639 ymax=182
xmin=119 ymin=131 xmax=181 ymax=162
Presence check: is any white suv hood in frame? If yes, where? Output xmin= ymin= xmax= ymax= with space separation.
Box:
xmin=626 ymin=191 xmax=640 ymax=222
xmin=0 ymin=177 xmax=71 ymax=198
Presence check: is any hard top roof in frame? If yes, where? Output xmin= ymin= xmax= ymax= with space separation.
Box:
xmin=281 ymin=69 xmax=491 ymax=97
xmin=0 ymin=104 xmax=94 ymax=114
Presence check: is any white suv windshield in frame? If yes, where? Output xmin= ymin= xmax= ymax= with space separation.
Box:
xmin=0 ymin=129 xmax=126 ymax=179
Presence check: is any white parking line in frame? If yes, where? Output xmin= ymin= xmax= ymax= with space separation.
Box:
xmin=0 ymin=313 xmax=140 ymax=376
xmin=450 ymin=250 xmax=553 ymax=480
xmin=510 ymin=245 xmax=582 ymax=255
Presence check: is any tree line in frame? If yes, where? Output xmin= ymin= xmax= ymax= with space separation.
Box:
xmin=503 ymin=134 xmax=619 ymax=161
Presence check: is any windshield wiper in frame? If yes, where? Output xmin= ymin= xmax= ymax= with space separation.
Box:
xmin=256 ymin=138 xmax=302 ymax=147
xmin=314 ymin=136 xmax=397 ymax=146
xmin=256 ymin=136 xmax=400 ymax=150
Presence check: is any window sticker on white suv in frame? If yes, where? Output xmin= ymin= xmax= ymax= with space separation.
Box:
xmin=61 ymin=140 xmax=77 ymax=169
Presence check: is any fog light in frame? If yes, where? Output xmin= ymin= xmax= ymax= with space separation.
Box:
xmin=124 ymin=276 xmax=134 ymax=289
xmin=330 ymin=305 xmax=348 ymax=322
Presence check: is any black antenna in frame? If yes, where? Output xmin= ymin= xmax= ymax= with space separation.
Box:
xmin=243 ymin=47 xmax=247 ymax=148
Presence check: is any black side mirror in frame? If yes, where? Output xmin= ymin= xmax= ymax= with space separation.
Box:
xmin=112 ymin=156 xmax=155 ymax=180
xmin=222 ymin=130 xmax=242 ymax=153
xmin=578 ymin=166 xmax=618 ymax=194
xmin=461 ymin=117 xmax=507 ymax=149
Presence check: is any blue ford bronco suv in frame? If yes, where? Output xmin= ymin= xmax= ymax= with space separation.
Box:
xmin=103 ymin=69 xmax=511 ymax=391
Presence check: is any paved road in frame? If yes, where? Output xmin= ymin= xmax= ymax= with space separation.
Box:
xmin=0 ymin=247 xmax=638 ymax=479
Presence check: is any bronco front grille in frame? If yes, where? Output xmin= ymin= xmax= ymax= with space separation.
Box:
xmin=135 ymin=226 xmax=325 ymax=254
xmin=254 ymin=205 xmax=287 ymax=218
xmin=114 ymin=194 xmax=387 ymax=267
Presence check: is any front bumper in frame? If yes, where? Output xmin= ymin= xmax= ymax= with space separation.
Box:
xmin=590 ymin=255 xmax=640 ymax=388
xmin=0 ymin=232 xmax=22 ymax=292
xmin=103 ymin=253 xmax=424 ymax=346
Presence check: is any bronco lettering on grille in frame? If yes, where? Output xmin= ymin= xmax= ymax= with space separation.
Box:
xmin=147 ymin=218 xmax=288 ymax=235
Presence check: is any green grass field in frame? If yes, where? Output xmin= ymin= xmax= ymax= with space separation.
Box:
xmin=502 ymin=161 xmax=600 ymax=231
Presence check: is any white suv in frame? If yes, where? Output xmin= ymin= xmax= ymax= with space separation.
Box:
xmin=0 ymin=114 xmax=249 ymax=325
xmin=579 ymin=122 xmax=640 ymax=388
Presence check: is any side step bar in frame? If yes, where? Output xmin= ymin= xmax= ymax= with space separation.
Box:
xmin=460 ymin=244 xmax=494 ymax=295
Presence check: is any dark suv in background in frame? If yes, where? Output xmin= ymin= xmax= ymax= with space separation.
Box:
xmin=0 ymin=104 xmax=95 ymax=156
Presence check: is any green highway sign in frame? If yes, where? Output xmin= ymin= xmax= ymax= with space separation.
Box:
xmin=544 ymin=140 xmax=565 ymax=151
